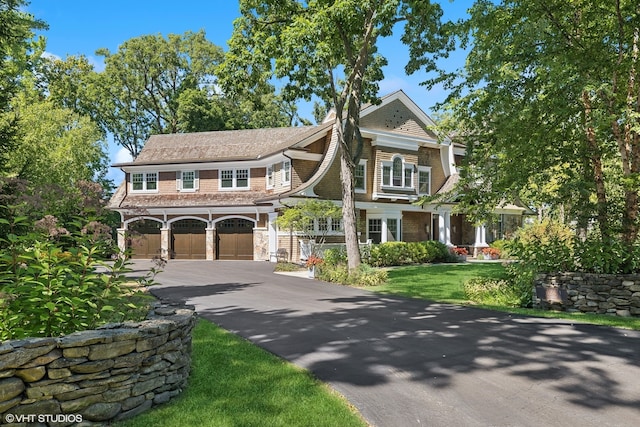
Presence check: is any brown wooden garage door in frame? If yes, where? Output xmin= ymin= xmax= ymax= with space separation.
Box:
xmin=172 ymin=220 xmax=206 ymax=259
xmin=128 ymin=220 xmax=162 ymax=259
xmin=217 ymin=218 xmax=254 ymax=260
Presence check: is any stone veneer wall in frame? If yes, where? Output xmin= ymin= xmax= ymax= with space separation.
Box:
xmin=0 ymin=302 xmax=196 ymax=425
xmin=534 ymin=272 xmax=640 ymax=317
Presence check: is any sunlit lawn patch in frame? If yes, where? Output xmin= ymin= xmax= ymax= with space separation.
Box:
xmin=116 ymin=319 xmax=366 ymax=427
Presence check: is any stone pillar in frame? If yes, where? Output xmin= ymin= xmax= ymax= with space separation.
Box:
xmin=268 ymin=212 xmax=278 ymax=262
xmin=161 ymin=227 xmax=170 ymax=260
xmin=206 ymin=227 xmax=215 ymax=261
xmin=473 ymin=224 xmax=489 ymax=257
xmin=117 ymin=228 xmax=126 ymax=257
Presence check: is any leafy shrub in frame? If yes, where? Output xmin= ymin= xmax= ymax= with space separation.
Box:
xmin=506 ymin=219 xmax=575 ymax=273
xmin=464 ymin=276 xmax=532 ymax=307
xmin=367 ymin=241 xmax=450 ymax=267
xmin=0 ymin=216 xmax=147 ymax=340
xmin=317 ymin=263 xmax=387 ymax=287
xmin=369 ymin=242 xmax=412 ymax=266
xmin=574 ymin=233 xmax=640 ymax=274
xmin=321 ymin=247 xmax=348 ymax=267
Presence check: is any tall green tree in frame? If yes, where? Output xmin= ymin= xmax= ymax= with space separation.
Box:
xmin=94 ymin=31 xmax=224 ymax=158
xmin=6 ymin=86 xmax=107 ymax=190
xmin=0 ymin=0 xmax=46 ymax=169
xmin=221 ymin=0 xmax=451 ymax=270
xmin=436 ymin=0 xmax=640 ymax=263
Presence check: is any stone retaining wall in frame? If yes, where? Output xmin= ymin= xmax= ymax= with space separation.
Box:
xmin=0 ymin=302 xmax=196 ymax=425
xmin=534 ymin=272 xmax=640 ymax=317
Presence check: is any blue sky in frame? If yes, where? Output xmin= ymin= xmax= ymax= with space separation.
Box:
xmin=27 ymin=0 xmax=472 ymax=183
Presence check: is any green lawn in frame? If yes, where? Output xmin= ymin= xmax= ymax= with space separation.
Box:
xmin=368 ymin=263 xmax=640 ymax=331
xmin=369 ymin=262 xmax=506 ymax=303
xmin=116 ymin=320 xmax=367 ymax=427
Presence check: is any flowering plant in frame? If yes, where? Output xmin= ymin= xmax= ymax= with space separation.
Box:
xmin=305 ymin=255 xmax=324 ymax=268
xmin=452 ymin=247 xmax=468 ymax=256
xmin=482 ymin=247 xmax=501 ymax=257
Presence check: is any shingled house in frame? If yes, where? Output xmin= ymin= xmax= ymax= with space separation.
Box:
xmin=108 ymin=91 xmax=527 ymax=261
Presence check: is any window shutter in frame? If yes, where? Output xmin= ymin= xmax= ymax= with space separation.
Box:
xmin=176 ymin=171 xmax=181 ymax=191
xmin=194 ymin=170 xmax=200 ymax=190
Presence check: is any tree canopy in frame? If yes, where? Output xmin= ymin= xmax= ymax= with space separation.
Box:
xmin=433 ymin=0 xmax=640 ymax=270
xmin=222 ymin=0 xmax=451 ymax=270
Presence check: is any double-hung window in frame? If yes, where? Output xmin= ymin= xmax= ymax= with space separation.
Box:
xmin=417 ymin=166 xmax=431 ymax=195
xmin=354 ymin=159 xmax=367 ymax=193
xmin=266 ymin=165 xmax=274 ymax=188
xmin=131 ymin=172 xmax=158 ymax=192
xmin=177 ymin=170 xmax=199 ymax=192
xmin=220 ymin=168 xmax=250 ymax=190
xmin=381 ymin=156 xmax=414 ymax=190
xmin=282 ymin=160 xmax=291 ymax=185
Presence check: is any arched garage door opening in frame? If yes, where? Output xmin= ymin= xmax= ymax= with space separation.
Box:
xmin=128 ymin=220 xmax=162 ymax=259
xmin=171 ymin=219 xmax=206 ymax=259
xmin=216 ymin=218 xmax=254 ymax=260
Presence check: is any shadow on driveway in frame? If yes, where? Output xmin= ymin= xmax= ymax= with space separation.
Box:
xmin=147 ymin=260 xmax=640 ymax=427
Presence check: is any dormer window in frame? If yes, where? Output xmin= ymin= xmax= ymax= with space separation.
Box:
xmin=177 ymin=170 xmax=199 ymax=192
xmin=131 ymin=172 xmax=157 ymax=192
xmin=220 ymin=168 xmax=250 ymax=190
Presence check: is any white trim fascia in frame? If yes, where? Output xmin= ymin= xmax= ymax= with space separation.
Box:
xmin=115 ymin=206 xmax=275 ymax=217
xmin=361 ymin=127 xmax=443 ymax=151
xmin=119 ymin=156 xmax=287 ymax=173
xmin=453 ymin=145 xmax=466 ymax=156
xmin=283 ymin=149 xmax=323 ymax=161
xmin=371 ymin=192 xmax=419 ymax=202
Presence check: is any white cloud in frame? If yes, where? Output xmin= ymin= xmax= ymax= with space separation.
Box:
xmin=114 ymin=147 xmax=133 ymax=164
xmin=42 ymin=51 xmax=61 ymax=61
xmin=378 ymin=76 xmax=410 ymax=95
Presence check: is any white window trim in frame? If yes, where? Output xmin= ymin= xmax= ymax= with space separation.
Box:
xmin=417 ymin=166 xmax=432 ymax=196
xmin=266 ymin=165 xmax=274 ymax=189
xmin=177 ymin=170 xmax=199 ymax=192
xmin=131 ymin=172 xmax=158 ymax=193
xmin=281 ymin=160 xmax=291 ymax=186
xmin=380 ymin=156 xmax=414 ymax=190
xmin=355 ymin=159 xmax=367 ymax=194
xmin=219 ymin=168 xmax=251 ymax=191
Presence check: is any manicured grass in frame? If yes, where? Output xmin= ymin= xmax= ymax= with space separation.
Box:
xmin=116 ymin=319 xmax=367 ymax=427
xmin=368 ymin=263 xmax=640 ymax=331
xmin=369 ymin=262 xmax=506 ymax=303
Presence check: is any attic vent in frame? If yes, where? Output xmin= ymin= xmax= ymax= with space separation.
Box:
xmin=385 ymin=110 xmax=409 ymax=130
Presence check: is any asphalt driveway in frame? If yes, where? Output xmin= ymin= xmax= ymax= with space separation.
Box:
xmin=139 ymin=260 xmax=640 ymax=427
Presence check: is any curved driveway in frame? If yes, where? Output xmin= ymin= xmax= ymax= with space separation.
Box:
xmin=142 ymin=260 xmax=640 ymax=427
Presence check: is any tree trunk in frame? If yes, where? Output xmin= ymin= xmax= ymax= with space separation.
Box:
xmin=582 ymin=90 xmax=610 ymax=240
xmin=336 ymin=123 xmax=362 ymax=271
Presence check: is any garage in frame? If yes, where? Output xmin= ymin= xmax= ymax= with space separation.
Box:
xmin=128 ymin=220 xmax=162 ymax=259
xmin=216 ymin=218 xmax=254 ymax=260
xmin=171 ymin=219 xmax=206 ymax=259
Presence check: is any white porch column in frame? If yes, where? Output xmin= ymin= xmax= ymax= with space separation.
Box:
xmin=206 ymin=227 xmax=215 ymax=261
xmin=160 ymin=227 xmax=170 ymax=260
xmin=268 ymin=212 xmax=278 ymax=262
xmin=438 ymin=211 xmax=453 ymax=246
xmin=381 ymin=218 xmax=388 ymax=243
xmin=116 ymin=228 xmax=126 ymax=257
xmin=473 ymin=224 xmax=489 ymax=256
